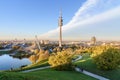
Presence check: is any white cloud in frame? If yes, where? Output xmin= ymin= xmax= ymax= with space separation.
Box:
xmin=39 ymin=0 xmax=120 ymax=40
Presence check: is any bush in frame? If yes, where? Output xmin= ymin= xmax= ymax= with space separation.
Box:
xmin=91 ymin=45 xmax=120 ymax=70
xmin=48 ymin=50 xmax=74 ymax=71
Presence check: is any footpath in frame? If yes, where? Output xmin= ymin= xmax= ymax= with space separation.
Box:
xmin=21 ymin=66 xmax=50 ymax=73
xmin=75 ymin=67 xmax=109 ymax=80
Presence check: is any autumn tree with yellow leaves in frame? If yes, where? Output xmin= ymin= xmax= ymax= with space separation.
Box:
xmin=91 ymin=45 xmax=120 ymax=70
xmin=48 ymin=50 xmax=74 ymax=71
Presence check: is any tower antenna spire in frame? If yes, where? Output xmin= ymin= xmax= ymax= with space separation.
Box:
xmin=60 ymin=9 xmax=62 ymax=17
xmin=58 ymin=9 xmax=63 ymax=47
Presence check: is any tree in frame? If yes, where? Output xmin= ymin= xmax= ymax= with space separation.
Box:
xmin=39 ymin=49 xmax=45 ymax=54
xmin=29 ymin=49 xmax=49 ymax=63
xmin=38 ymin=50 xmax=50 ymax=61
xmin=91 ymin=45 xmax=120 ymax=70
xmin=34 ymin=49 xmax=39 ymax=54
xmin=48 ymin=50 xmax=74 ymax=71
xmin=29 ymin=55 xmax=38 ymax=63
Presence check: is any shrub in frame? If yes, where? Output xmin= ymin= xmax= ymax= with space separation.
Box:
xmin=91 ymin=45 xmax=120 ymax=70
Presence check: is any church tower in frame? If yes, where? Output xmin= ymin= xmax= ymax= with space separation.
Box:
xmin=58 ymin=10 xmax=63 ymax=47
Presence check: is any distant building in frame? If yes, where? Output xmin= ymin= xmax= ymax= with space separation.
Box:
xmin=40 ymin=40 xmax=49 ymax=44
xmin=40 ymin=40 xmax=44 ymax=44
xmin=44 ymin=40 xmax=49 ymax=44
xmin=91 ymin=36 xmax=96 ymax=45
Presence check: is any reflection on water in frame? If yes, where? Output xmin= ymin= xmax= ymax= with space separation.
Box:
xmin=0 ymin=54 xmax=31 ymax=70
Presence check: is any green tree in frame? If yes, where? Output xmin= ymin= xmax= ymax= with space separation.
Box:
xmin=48 ymin=50 xmax=74 ymax=71
xmin=91 ymin=45 xmax=120 ymax=70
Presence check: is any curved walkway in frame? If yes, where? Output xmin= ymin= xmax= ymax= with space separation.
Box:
xmin=72 ymin=55 xmax=82 ymax=62
xmin=75 ymin=67 xmax=109 ymax=80
xmin=21 ymin=66 xmax=50 ymax=73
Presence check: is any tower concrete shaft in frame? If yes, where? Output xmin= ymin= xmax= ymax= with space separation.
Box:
xmin=58 ymin=10 xmax=63 ymax=47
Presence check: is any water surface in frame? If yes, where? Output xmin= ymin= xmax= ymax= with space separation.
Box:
xmin=0 ymin=54 xmax=31 ymax=70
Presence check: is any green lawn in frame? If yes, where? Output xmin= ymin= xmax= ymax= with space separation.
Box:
xmin=74 ymin=53 xmax=120 ymax=80
xmin=0 ymin=68 xmax=97 ymax=80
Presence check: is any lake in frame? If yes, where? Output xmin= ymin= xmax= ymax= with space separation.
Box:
xmin=0 ymin=54 xmax=31 ymax=70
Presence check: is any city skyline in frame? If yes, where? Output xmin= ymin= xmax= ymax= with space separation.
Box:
xmin=0 ymin=0 xmax=120 ymax=41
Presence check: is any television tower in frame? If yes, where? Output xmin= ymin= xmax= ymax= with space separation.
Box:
xmin=58 ymin=10 xmax=63 ymax=47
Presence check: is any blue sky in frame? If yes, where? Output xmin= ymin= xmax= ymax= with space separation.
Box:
xmin=0 ymin=0 xmax=120 ymax=41
xmin=0 ymin=0 xmax=85 ymax=40
xmin=41 ymin=0 xmax=120 ymax=41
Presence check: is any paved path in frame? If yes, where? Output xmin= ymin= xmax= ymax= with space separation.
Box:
xmin=75 ymin=67 xmax=109 ymax=80
xmin=72 ymin=55 xmax=82 ymax=62
xmin=21 ymin=66 xmax=50 ymax=73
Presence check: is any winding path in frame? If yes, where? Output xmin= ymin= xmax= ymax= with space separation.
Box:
xmin=21 ymin=66 xmax=50 ymax=73
xmin=75 ymin=67 xmax=109 ymax=80
xmin=72 ymin=55 xmax=82 ymax=62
